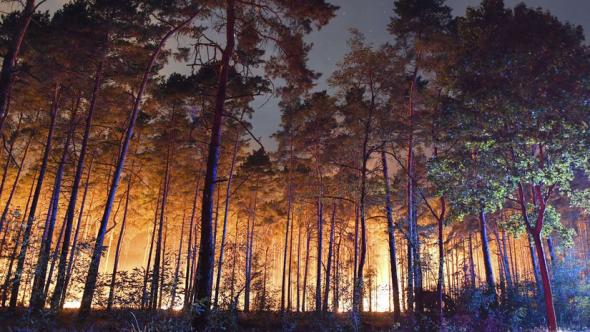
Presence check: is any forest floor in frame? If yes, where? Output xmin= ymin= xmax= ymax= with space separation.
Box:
xmin=0 ymin=308 xmax=404 ymax=331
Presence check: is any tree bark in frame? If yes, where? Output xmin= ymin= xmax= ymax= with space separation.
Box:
xmin=184 ymin=173 xmax=200 ymax=310
xmin=302 ymin=223 xmax=311 ymax=311
xmin=29 ymin=95 xmax=78 ymax=313
xmin=322 ymin=202 xmax=336 ymax=312
xmin=532 ymin=231 xmax=557 ymax=331
xmin=106 ymin=162 xmax=134 ymax=311
xmin=51 ymin=61 xmax=103 ymax=310
xmin=142 ymin=180 xmax=163 ymax=309
xmin=170 ymin=211 xmax=186 ymax=310
xmin=151 ymin=147 xmax=172 ymax=310
xmin=315 ymin=198 xmax=323 ymax=312
xmin=213 ymin=112 xmax=242 ymax=307
xmin=1 ymin=167 xmax=36 ymax=307
xmin=381 ymin=149 xmax=401 ymax=320
xmin=193 ymin=1 xmax=235 ymax=328
xmin=10 ymin=86 xmax=60 ymax=308
xmin=60 ymin=153 xmax=95 ymax=308
xmin=478 ymin=209 xmax=497 ymax=301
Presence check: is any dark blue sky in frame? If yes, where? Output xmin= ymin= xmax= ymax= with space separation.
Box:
xmin=251 ymin=0 xmax=590 ymax=149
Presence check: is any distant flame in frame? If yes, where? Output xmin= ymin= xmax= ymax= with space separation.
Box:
xmin=63 ymin=300 xmax=81 ymax=309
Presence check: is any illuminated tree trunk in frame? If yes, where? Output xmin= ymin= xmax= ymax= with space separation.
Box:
xmin=142 ymin=181 xmax=162 ymax=309
xmin=213 ymin=113 xmax=242 ymax=308
xmin=29 ymin=99 xmax=75 ymax=313
xmin=302 ymin=223 xmax=311 ymax=311
xmin=323 ymin=202 xmax=336 ymax=312
xmin=436 ymin=200 xmax=446 ymax=326
xmin=333 ymin=229 xmax=342 ymax=312
xmin=192 ymin=1 xmax=235 ymax=328
xmin=287 ymin=213 xmax=294 ymax=311
xmin=381 ymin=149 xmax=401 ymax=320
xmin=315 ymin=198 xmax=323 ymax=312
xmin=60 ymin=153 xmax=95 ymax=308
xmin=296 ymin=219 xmax=301 ymax=312
xmin=528 ymin=234 xmax=543 ymax=295
xmin=184 ymin=174 xmax=200 ymax=310
xmin=9 ymin=86 xmax=59 ymax=308
xmin=501 ymin=230 xmax=513 ymax=290
xmin=244 ymin=179 xmax=258 ymax=312
xmin=280 ymin=180 xmax=292 ymax=312
xmin=151 ymin=146 xmax=172 ymax=310
xmin=406 ymin=69 xmax=417 ymax=315
xmin=170 ymin=212 xmax=185 ymax=310
xmin=51 ymin=60 xmax=103 ymax=310
xmin=1 ymin=167 xmax=36 ymax=307
xmin=43 ymin=218 xmax=67 ymax=300
xmin=478 ymin=209 xmax=497 ymax=302
xmin=30 ymin=96 xmax=78 ymax=313
xmin=106 ymin=161 xmax=134 ymax=311
xmin=532 ymin=231 xmax=557 ymax=331
xmin=158 ymin=227 xmax=168 ymax=309
xmin=468 ymin=233 xmax=476 ymax=287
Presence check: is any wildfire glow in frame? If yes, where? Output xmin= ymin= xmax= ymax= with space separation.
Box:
xmin=63 ymin=300 xmax=81 ymax=309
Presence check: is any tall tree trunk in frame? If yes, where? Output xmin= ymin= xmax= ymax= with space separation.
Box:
xmin=1 ymin=167 xmax=36 ymax=307
xmin=60 ymin=153 xmax=95 ymax=308
xmin=29 ymin=104 xmax=79 ymax=313
xmin=287 ymin=212 xmax=294 ymax=311
xmin=243 ymin=181 xmax=258 ymax=312
xmin=315 ymin=198 xmax=323 ymax=312
xmin=184 ymin=174 xmax=200 ymax=310
xmin=213 ymin=112 xmax=242 ymax=307
xmin=354 ymin=142 xmax=370 ymax=315
xmin=158 ymin=226 xmax=168 ymax=309
xmin=43 ymin=218 xmax=67 ymax=300
xmin=302 ymin=223 xmax=311 ymax=312
xmin=381 ymin=149 xmax=401 ymax=320
xmin=280 ymin=183 xmax=292 ymax=312
xmin=78 ymin=14 xmax=198 ymax=318
xmin=151 ymin=146 xmax=172 ymax=310
xmin=10 ymin=86 xmax=60 ymax=308
xmin=229 ymin=211 xmax=239 ymax=304
xmin=142 ymin=180 xmax=163 ymax=309
xmin=192 ymin=1 xmax=235 ymax=329
xmin=170 ymin=211 xmax=186 ymax=310
xmin=296 ymin=219 xmax=301 ymax=312
xmin=106 ymin=162 xmax=134 ymax=311
xmin=30 ymin=96 xmax=78 ymax=313
xmin=333 ymin=229 xmax=342 ymax=312
xmin=528 ymin=233 xmax=543 ymax=295
xmin=406 ymin=68 xmax=418 ymax=315
xmin=436 ymin=200 xmax=446 ymax=326
xmin=501 ymin=230 xmax=513 ymax=290
xmin=468 ymin=233 xmax=476 ymax=287
xmin=323 ymin=202 xmax=336 ymax=312
xmin=51 ymin=61 xmax=103 ymax=310
xmin=0 ymin=0 xmax=36 ymax=131
xmin=478 ymin=209 xmax=497 ymax=301
xmin=531 ymin=231 xmax=557 ymax=331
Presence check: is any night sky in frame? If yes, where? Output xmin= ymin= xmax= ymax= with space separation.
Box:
xmin=251 ymin=0 xmax=590 ymax=150
xmin=9 ymin=0 xmax=590 ymax=149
